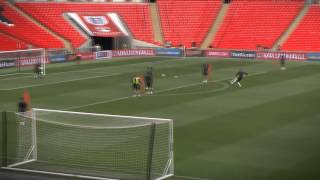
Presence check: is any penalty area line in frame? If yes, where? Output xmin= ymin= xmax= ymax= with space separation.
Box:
xmin=150 ymin=82 xmax=230 ymax=97
xmin=65 ymin=80 xmax=223 ymax=110
xmin=65 ymin=71 xmax=267 ymax=111
xmin=0 ymin=73 xmax=122 ymax=91
xmin=0 ymin=73 xmax=32 ymax=77
xmin=174 ymin=175 xmax=212 ymax=180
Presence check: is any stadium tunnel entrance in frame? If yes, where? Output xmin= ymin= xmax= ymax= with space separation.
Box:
xmin=91 ymin=36 xmax=131 ymax=50
xmin=66 ymin=12 xmax=132 ymax=50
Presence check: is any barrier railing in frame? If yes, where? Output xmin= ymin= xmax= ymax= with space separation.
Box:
xmin=1 ymin=47 xmax=319 ymax=70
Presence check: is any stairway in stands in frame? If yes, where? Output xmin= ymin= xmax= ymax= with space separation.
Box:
xmin=157 ymin=0 xmax=222 ymax=48
xmin=0 ymin=32 xmax=27 ymax=51
xmin=282 ymin=4 xmax=320 ymax=52
xmin=0 ymin=1 xmax=64 ymax=49
xmin=212 ymin=0 xmax=304 ymax=50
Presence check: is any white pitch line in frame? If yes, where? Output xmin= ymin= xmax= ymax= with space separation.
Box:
xmin=65 ymin=81 xmax=220 ymax=110
xmin=0 ymin=57 xmax=186 ymax=89
xmin=0 ymin=73 xmax=121 ymax=91
xmin=0 ymin=74 xmax=34 ymax=81
xmin=0 ymin=71 xmax=111 ymax=81
xmin=150 ymin=82 xmax=230 ymax=97
xmin=63 ymin=96 xmax=131 ymax=111
xmin=66 ymin=71 xmax=267 ymax=111
xmin=0 ymin=57 xmax=183 ymax=81
xmin=174 ymin=175 xmax=212 ymax=180
xmin=0 ymin=73 xmax=31 ymax=77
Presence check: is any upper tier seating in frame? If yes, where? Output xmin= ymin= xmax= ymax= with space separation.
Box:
xmin=282 ymin=5 xmax=320 ymax=52
xmin=0 ymin=33 xmax=27 ymax=51
xmin=0 ymin=2 xmax=64 ymax=49
xmin=212 ymin=0 xmax=304 ymax=50
xmin=17 ymin=2 xmax=154 ymax=48
xmin=157 ymin=0 xmax=221 ymax=48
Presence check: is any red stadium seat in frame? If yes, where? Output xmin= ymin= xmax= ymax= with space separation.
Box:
xmin=16 ymin=2 xmax=155 ymax=48
xmin=282 ymin=5 xmax=320 ymax=52
xmin=4 ymin=0 xmax=318 ymax=51
xmin=157 ymin=0 xmax=221 ymax=48
xmin=0 ymin=33 xmax=27 ymax=51
xmin=0 ymin=2 xmax=64 ymax=49
xmin=212 ymin=0 xmax=304 ymax=50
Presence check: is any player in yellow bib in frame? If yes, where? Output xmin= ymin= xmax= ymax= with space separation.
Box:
xmin=132 ymin=76 xmax=141 ymax=97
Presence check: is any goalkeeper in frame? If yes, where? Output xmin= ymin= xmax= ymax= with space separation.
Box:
xmin=144 ymin=67 xmax=153 ymax=94
xmin=33 ymin=63 xmax=44 ymax=78
xmin=33 ymin=63 xmax=41 ymax=78
xmin=230 ymin=69 xmax=248 ymax=87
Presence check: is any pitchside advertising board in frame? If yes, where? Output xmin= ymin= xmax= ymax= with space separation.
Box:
xmin=0 ymin=57 xmax=50 ymax=69
xmin=257 ymin=52 xmax=307 ymax=61
xmin=95 ymin=49 xmax=155 ymax=59
xmin=95 ymin=50 xmax=112 ymax=59
xmin=231 ymin=51 xmax=256 ymax=59
xmin=306 ymin=53 xmax=320 ymax=61
xmin=67 ymin=12 xmax=130 ymax=37
xmin=49 ymin=54 xmax=66 ymax=63
xmin=205 ymin=50 xmax=230 ymax=58
xmin=205 ymin=50 xmax=311 ymax=61
xmin=185 ymin=49 xmax=204 ymax=57
xmin=0 ymin=59 xmax=15 ymax=68
xmin=155 ymin=48 xmax=182 ymax=56
xmin=18 ymin=57 xmax=50 ymax=66
xmin=83 ymin=49 xmax=155 ymax=60
xmin=112 ymin=49 xmax=155 ymax=57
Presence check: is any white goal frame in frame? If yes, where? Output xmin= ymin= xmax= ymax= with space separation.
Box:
xmin=1 ymin=108 xmax=174 ymax=180
xmin=0 ymin=48 xmax=46 ymax=75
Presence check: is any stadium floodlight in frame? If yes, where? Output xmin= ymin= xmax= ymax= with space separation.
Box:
xmin=0 ymin=48 xmax=46 ymax=76
xmin=1 ymin=109 xmax=174 ymax=180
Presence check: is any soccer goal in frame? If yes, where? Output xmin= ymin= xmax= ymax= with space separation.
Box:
xmin=0 ymin=48 xmax=46 ymax=76
xmin=1 ymin=109 xmax=174 ymax=180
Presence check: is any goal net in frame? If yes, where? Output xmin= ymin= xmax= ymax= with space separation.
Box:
xmin=2 ymin=109 xmax=174 ymax=180
xmin=0 ymin=48 xmax=46 ymax=76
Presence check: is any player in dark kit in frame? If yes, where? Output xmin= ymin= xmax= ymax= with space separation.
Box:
xmin=280 ymin=55 xmax=286 ymax=70
xmin=202 ymin=63 xmax=211 ymax=83
xmin=144 ymin=67 xmax=153 ymax=94
xmin=33 ymin=63 xmax=42 ymax=79
xmin=230 ymin=69 xmax=248 ymax=87
xmin=17 ymin=97 xmax=27 ymax=113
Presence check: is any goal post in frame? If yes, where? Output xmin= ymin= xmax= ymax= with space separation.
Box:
xmin=0 ymin=48 xmax=46 ymax=76
xmin=1 ymin=109 xmax=174 ymax=180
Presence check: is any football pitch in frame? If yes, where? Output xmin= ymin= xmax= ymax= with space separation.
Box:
xmin=1 ymin=57 xmax=320 ymax=180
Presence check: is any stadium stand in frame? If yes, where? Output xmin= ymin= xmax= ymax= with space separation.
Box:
xmin=17 ymin=2 xmax=155 ymax=48
xmin=157 ymin=0 xmax=221 ymax=48
xmin=212 ymin=0 xmax=304 ymax=50
xmin=0 ymin=33 xmax=27 ymax=51
xmin=0 ymin=2 xmax=64 ymax=49
xmin=0 ymin=5 xmax=14 ymax=26
xmin=282 ymin=5 xmax=320 ymax=52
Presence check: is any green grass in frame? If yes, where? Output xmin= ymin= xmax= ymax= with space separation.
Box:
xmin=1 ymin=57 xmax=320 ymax=180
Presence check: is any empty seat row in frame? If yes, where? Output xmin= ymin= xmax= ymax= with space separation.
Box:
xmin=157 ymin=0 xmax=222 ymax=48
xmin=0 ymin=2 xmax=64 ymax=49
xmin=282 ymin=5 xmax=320 ymax=52
xmin=212 ymin=1 xmax=304 ymax=50
xmin=0 ymin=33 xmax=27 ymax=51
xmin=16 ymin=2 xmax=155 ymax=48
